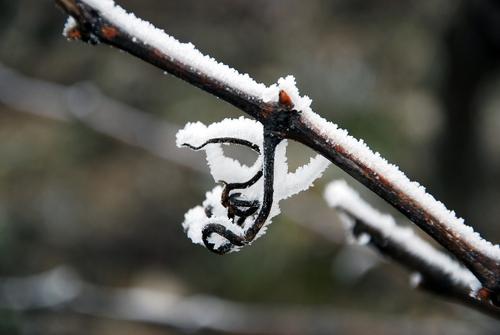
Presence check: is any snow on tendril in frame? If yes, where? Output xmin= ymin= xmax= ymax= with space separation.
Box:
xmin=176 ymin=117 xmax=330 ymax=254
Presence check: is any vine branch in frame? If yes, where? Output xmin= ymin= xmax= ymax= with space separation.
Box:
xmin=54 ymin=0 xmax=500 ymax=311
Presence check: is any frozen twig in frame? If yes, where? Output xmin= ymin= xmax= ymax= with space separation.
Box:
xmin=325 ymin=180 xmax=500 ymax=317
xmin=53 ymin=0 xmax=499 ymax=307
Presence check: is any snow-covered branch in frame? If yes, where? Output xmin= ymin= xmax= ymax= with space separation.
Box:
xmin=54 ymin=0 xmax=499 ymax=307
xmin=324 ymin=180 xmax=500 ymax=317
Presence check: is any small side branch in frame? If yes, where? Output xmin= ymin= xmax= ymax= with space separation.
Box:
xmin=324 ymin=180 xmax=500 ymax=317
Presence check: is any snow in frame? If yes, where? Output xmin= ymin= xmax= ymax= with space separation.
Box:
xmin=62 ymin=16 xmax=77 ymax=37
xmin=324 ymin=180 xmax=481 ymax=291
xmin=183 ymin=186 xmax=245 ymax=251
xmin=409 ymin=272 xmax=423 ymax=288
xmin=356 ymin=233 xmax=371 ymax=246
xmin=177 ymin=118 xmax=330 ymax=251
xmin=71 ymin=1 xmax=499 ymax=259
xmin=280 ymin=154 xmax=331 ymax=200
xmin=177 ymin=117 xmax=263 ymax=184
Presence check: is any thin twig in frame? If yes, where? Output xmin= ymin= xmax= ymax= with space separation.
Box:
xmin=345 ymin=213 xmax=500 ymax=318
xmin=324 ymin=181 xmax=500 ymax=317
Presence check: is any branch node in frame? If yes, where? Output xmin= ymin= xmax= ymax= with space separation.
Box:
xmin=66 ymin=26 xmax=82 ymax=40
xmin=279 ymin=89 xmax=294 ymax=109
xmin=101 ymin=25 xmax=119 ymax=39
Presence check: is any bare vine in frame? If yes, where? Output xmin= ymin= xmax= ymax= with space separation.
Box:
xmin=53 ymin=0 xmax=500 ymax=314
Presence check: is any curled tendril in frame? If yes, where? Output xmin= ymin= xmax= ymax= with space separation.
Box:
xmin=182 ymin=133 xmax=279 ymax=254
xmin=177 ymin=115 xmax=330 ymax=255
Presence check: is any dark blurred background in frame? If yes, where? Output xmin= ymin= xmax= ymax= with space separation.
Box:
xmin=0 ymin=0 xmax=499 ymax=334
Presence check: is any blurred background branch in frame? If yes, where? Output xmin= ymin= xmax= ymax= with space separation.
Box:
xmin=0 ymin=64 xmax=204 ymax=173
xmin=0 ymin=266 xmax=494 ymax=335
